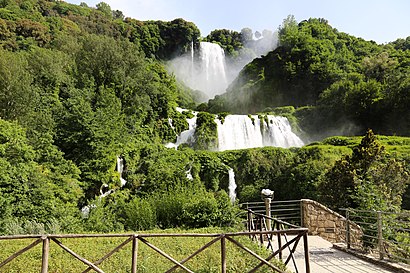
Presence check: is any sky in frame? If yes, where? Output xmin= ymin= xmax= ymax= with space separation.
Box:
xmin=66 ymin=0 xmax=410 ymax=44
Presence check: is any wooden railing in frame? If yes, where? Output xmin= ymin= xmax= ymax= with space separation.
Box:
xmin=0 ymin=230 xmax=309 ymax=273
xmin=246 ymin=209 xmax=311 ymax=273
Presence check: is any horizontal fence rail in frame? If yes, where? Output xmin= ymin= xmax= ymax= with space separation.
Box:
xmin=340 ymin=208 xmax=410 ymax=264
xmin=241 ymin=200 xmax=303 ymax=227
xmin=0 ymin=230 xmax=309 ymax=273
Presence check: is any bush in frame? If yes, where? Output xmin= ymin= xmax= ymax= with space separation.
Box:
xmin=214 ymin=190 xmax=239 ymax=226
xmin=123 ymin=198 xmax=156 ymax=231
xmin=153 ymin=191 xmax=186 ymax=228
xmin=151 ymin=189 xmax=239 ymax=229
xmin=194 ymin=112 xmax=218 ymax=150
xmin=83 ymin=198 xmax=124 ymax=232
xmin=182 ymin=194 xmax=219 ymax=228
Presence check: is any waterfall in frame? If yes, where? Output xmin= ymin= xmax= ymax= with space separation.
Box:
xmin=166 ymin=111 xmax=304 ymax=151
xmin=198 ymin=42 xmax=227 ymax=98
xmin=166 ymin=108 xmax=198 ymax=149
xmin=117 ymin=156 xmax=127 ymax=186
xmin=168 ymin=42 xmax=228 ymax=100
xmin=216 ymin=115 xmax=304 ymax=151
xmin=228 ymin=168 xmax=237 ymax=204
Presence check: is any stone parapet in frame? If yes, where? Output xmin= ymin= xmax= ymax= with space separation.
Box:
xmin=301 ymin=199 xmax=363 ymax=246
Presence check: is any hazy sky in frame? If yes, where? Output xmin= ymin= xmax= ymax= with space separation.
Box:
xmin=66 ymin=0 xmax=409 ymax=44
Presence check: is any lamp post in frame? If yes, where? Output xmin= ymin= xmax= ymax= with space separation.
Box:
xmin=261 ymin=189 xmax=274 ymax=231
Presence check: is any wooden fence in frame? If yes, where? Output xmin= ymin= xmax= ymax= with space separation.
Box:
xmin=0 ymin=229 xmax=309 ymax=273
xmin=246 ymin=209 xmax=311 ymax=273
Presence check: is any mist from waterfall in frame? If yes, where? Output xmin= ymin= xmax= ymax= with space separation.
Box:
xmin=168 ymin=42 xmax=227 ymax=101
xmin=168 ymin=31 xmax=278 ymax=101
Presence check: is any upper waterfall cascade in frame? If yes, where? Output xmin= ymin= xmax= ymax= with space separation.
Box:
xmin=198 ymin=42 xmax=228 ymax=97
xmin=168 ymin=42 xmax=228 ymax=100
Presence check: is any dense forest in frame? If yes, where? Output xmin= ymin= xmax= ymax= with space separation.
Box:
xmin=0 ymin=1 xmax=408 ymax=235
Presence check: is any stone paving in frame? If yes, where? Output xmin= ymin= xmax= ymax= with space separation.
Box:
xmin=278 ymin=235 xmax=398 ymax=273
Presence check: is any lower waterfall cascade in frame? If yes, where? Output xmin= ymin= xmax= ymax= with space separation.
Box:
xmin=216 ymin=114 xmax=304 ymax=151
xmin=167 ymin=110 xmax=304 ymax=151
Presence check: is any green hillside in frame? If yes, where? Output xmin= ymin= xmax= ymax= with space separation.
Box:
xmin=0 ymin=2 xmax=408 ymax=235
xmin=205 ymin=16 xmax=410 ymax=139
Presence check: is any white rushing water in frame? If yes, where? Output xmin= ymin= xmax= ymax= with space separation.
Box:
xmin=198 ymin=42 xmax=227 ymax=98
xmin=166 ymin=108 xmax=197 ymax=149
xmin=216 ymin=115 xmax=304 ymax=151
xmin=116 ymin=156 xmax=127 ymax=186
xmin=167 ymin=111 xmax=304 ymax=151
xmin=228 ymin=168 xmax=237 ymax=203
xmin=168 ymin=42 xmax=228 ymax=100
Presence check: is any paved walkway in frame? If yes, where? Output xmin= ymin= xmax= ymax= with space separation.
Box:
xmin=277 ymin=236 xmax=397 ymax=273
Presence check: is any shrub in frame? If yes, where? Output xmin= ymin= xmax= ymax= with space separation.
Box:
xmin=153 ymin=192 xmax=186 ymax=228
xmin=123 ymin=198 xmax=156 ymax=231
xmin=182 ymin=193 xmax=219 ymax=228
xmin=194 ymin=112 xmax=218 ymax=150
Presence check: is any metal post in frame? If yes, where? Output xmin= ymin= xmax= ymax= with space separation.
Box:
xmin=265 ymin=197 xmax=271 ymax=231
xmin=346 ymin=210 xmax=351 ymax=249
xmin=377 ymin=211 xmax=384 ymax=260
xmin=41 ymin=236 xmax=49 ymax=273
xmin=300 ymin=200 xmax=304 ymax=227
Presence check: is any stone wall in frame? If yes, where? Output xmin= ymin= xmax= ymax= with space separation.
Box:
xmin=301 ymin=199 xmax=363 ymax=246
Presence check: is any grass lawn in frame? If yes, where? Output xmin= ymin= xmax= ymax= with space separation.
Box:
xmin=0 ymin=227 xmax=289 ymax=272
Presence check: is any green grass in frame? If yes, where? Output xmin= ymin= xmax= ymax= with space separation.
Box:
xmin=320 ymin=135 xmax=410 ymax=158
xmin=0 ymin=228 xmax=289 ymax=273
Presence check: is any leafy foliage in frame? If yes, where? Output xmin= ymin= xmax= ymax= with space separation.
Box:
xmin=319 ymin=129 xmax=409 ymax=211
xmin=205 ymin=17 xmax=410 ymax=138
xmin=194 ymin=112 xmax=218 ymax=150
xmin=0 ymin=1 xmax=409 ymax=235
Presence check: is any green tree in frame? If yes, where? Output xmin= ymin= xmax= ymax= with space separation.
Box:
xmin=96 ymin=2 xmax=112 ymax=19
xmin=240 ymin=27 xmax=253 ymax=43
xmin=0 ymin=119 xmax=82 ymax=234
xmin=194 ymin=112 xmax=218 ymax=150
xmin=56 ymin=86 xmax=126 ymax=198
xmin=319 ymin=129 xmax=408 ymax=211
xmin=0 ymin=49 xmax=34 ymax=122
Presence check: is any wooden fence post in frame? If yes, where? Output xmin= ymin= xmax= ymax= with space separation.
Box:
xmin=265 ymin=197 xmax=272 ymax=231
xmin=131 ymin=235 xmax=138 ymax=273
xmin=303 ymin=232 xmax=310 ymax=273
xmin=221 ymin=235 xmax=226 ymax=273
xmin=41 ymin=236 xmax=49 ymax=273
xmin=247 ymin=210 xmax=251 ymax=234
xmin=276 ymin=222 xmax=282 ymax=260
